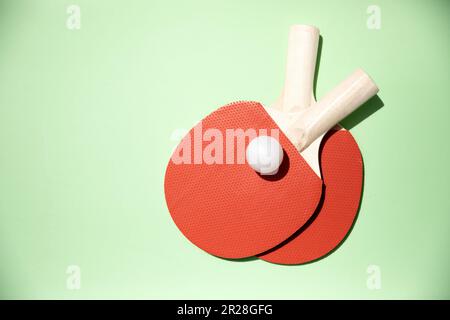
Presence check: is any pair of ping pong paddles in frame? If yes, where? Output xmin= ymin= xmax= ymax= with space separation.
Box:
xmin=164 ymin=25 xmax=378 ymax=264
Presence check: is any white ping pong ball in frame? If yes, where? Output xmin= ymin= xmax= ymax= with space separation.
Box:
xmin=246 ymin=135 xmax=284 ymax=175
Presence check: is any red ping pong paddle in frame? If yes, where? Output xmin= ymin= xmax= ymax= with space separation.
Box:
xmin=259 ymin=129 xmax=364 ymax=264
xmin=164 ymin=101 xmax=323 ymax=259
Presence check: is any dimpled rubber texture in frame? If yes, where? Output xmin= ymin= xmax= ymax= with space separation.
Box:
xmin=258 ymin=129 xmax=363 ymax=265
xmin=164 ymin=101 xmax=323 ymax=259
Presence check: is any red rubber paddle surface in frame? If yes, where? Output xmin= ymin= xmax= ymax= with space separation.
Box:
xmin=164 ymin=101 xmax=323 ymax=259
xmin=258 ymin=129 xmax=363 ymax=264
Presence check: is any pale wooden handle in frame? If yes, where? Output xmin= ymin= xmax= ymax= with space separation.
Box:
xmin=282 ymin=25 xmax=320 ymax=113
xmin=287 ymin=69 xmax=379 ymax=151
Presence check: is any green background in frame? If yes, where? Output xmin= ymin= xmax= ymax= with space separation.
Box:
xmin=0 ymin=0 xmax=449 ymax=299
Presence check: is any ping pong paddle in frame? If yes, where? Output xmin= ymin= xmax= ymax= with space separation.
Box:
xmin=164 ymin=28 xmax=378 ymax=259
xmin=164 ymin=101 xmax=323 ymax=259
xmin=259 ymin=25 xmax=366 ymax=264
xmin=258 ymin=129 xmax=364 ymax=264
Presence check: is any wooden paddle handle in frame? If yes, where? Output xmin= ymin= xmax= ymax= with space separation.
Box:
xmin=287 ymin=69 xmax=379 ymax=151
xmin=282 ymin=25 xmax=320 ymax=113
